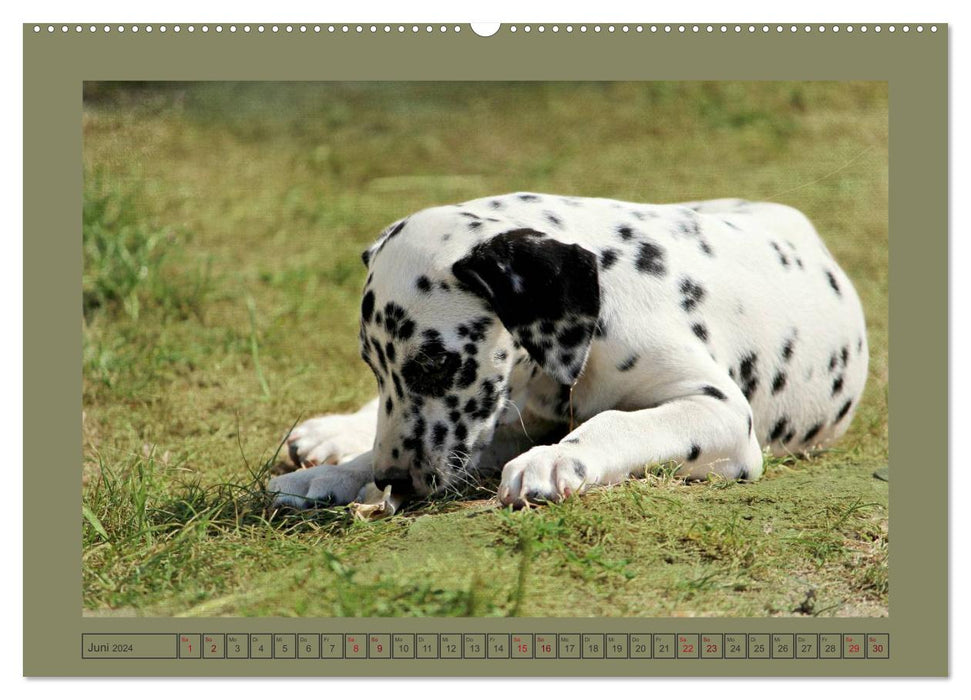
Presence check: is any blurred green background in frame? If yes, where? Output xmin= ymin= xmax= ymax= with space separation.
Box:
xmin=82 ymin=82 xmax=888 ymax=617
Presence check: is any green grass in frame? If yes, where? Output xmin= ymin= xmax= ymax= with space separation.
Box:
xmin=82 ymin=81 xmax=888 ymax=617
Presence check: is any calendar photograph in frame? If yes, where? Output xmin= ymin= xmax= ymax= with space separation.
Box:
xmin=81 ymin=80 xmax=889 ymax=619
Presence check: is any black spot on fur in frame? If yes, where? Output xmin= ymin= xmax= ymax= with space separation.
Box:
xmin=841 ymin=345 xmax=850 ymax=366
xmin=383 ymin=303 xmax=412 ymax=339
xmin=518 ymin=194 xmax=540 ymax=202
xmin=372 ymin=340 xmax=387 ymax=372
xmin=464 ymin=343 xmax=478 ymax=356
xmin=600 ymin=248 xmax=620 ymax=270
xmin=699 ymin=240 xmax=714 ymax=256
xmin=468 ymin=316 xmax=493 ymax=342
xmin=392 ymin=373 xmax=404 ymax=399
xmin=770 ymin=241 xmax=790 ymax=267
xmin=464 ymin=398 xmax=478 ymax=415
xmin=617 ymin=225 xmax=636 ymax=241
xmin=477 ymin=380 xmax=499 ymax=418
xmin=400 ymin=339 xmax=462 ymax=398
xmin=769 ymin=417 xmax=789 ymax=442
xmin=772 ymin=371 xmax=787 ymax=394
xmin=432 ymin=422 xmax=448 ymax=448
xmin=385 ymin=342 xmax=396 ymax=364
xmin=738 ymin=352 xmax=759 ymax=400
xmin=445 ymin=395 xmax=459 ymax=408
xmin=676 ymin=216 xmax=701 ymax=236
xmin=679 ymin=278 xmax=706 ymax=311
xmin=782 ymin=337 xmax=795 ymax=362
xmin=412 ymin=417 xmax=427 ymax=440
xmin=701 ymin=385 xmax=727 ymax=401
xmin=558 ymin=324 xmax=588 ymax=348
xmin=747 ymin=414 xmax=753 ymax=436
xmin=803 ymin=422 xmax=823 ymax=443
xmin=416 ymin=276 xmax=432 ymax=293
xmin=387 ymin=220 xmax=407 ymax=240
xmin=439 ymin=281 xmax=451 ymax=292
xmin=691 ymin=323 xmax=708 ymax=342
xmin=832 ymin=375 xmax=844 ymax=396
xmin=385 ymin=397 xmax=394 ymax=415
xmin=618 ymin=355 xmax=639 ymax=372
xmin=448 ymin=410 xmax=461 ymax=424
xmin=783 ymin=430 xmax=795 ymax=444
xmin=391 ymin=447 xmax=399 ymax=460
xmin=742 ymin=381 xmax=758 ymax=401
xmin=544 ymin=211 xmax=563 ymax=228
xmin=562 ymin=437 xmax=580 ymax=444
xmin=456 ymin=357 xmax=479 ymax=389
xmin=525 ymin=340 xmax=546 ymax=365
xmin=635 ymin=241 xmax=666 ymax=276
xmin=490 ymin=199 xmax=504 ymax=209
xmin=825 ymin=269 xmax=842 ymax=297
xmin=835 ymin=400 xmax=852 ymax=422
xmin=361 ymin=290 xmax=375 ymax=323
xmin=687 ymin=444 xmax=702 ymax=462
xmin=454 ymin=423 xmax=467 ymax=441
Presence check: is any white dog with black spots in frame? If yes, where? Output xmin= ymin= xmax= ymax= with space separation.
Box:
xmin=270 ymin=193 xmax=868 ymax=509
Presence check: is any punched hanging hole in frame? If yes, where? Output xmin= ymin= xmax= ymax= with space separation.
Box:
xmin=471 ymin=23 xmax=501 ymax=37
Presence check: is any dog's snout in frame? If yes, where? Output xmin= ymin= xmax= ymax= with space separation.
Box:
xmin=374 ymin=474 xmax=415 ymax=496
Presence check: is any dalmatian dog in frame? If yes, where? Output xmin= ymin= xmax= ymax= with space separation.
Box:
xmin=270 ymin=193 xmax=868 ymax=509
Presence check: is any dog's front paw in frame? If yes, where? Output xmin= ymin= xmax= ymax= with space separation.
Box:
xmin=268 ymin=460 xmax=373 ymax=510
xmin=498 ymin=445 xmax=590 ymax=508
xmin=285 ymin=413 xmax=375 ymax=468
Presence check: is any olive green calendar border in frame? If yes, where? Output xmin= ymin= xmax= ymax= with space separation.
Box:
xmin=23 ymin=23 xmax=948 ymax=677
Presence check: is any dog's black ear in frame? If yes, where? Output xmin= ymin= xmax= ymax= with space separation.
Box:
xmin=452 ymin=229 xmax=601 ymax=385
